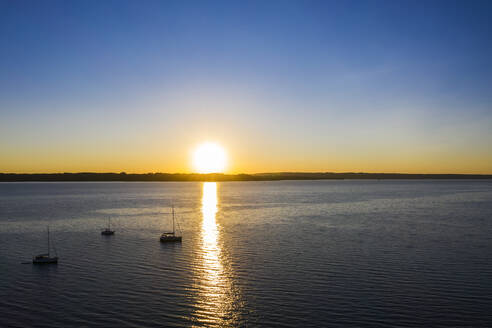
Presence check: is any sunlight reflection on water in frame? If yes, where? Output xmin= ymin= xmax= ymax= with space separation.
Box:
xmin=201 ymin=182 xmax=222 ymax=292
xmin=193 ymin=182 xmax=241 ymax=326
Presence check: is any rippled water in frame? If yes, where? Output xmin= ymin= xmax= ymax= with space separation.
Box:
xmin=1 ymin=180 xmax=492 ymax=327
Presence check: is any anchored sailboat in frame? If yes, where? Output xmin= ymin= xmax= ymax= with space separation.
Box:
xmin=33 ymin=226 xmax=58 ymax=264
xmin=160 ymin=205 xmax=182 ymax=243
xmin=101 ymin=217 xmax=115 ymax=235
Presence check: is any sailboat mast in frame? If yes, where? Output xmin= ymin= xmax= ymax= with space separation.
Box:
xmin=172 ymin=205 xmax=175 ymax=234
xmin=47 ymin=226 xmax=50 ymax=256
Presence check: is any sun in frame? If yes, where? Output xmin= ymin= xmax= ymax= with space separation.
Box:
xmin=192 ymin=142 xmax=227 ymax=173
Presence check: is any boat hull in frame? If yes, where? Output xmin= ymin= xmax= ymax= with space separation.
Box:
xmin=33 ymin=256 xmax=58 ymax=264
xmin=101 ymin=230 xmax=115 ymax=235
xmin=160 ymin=236 xmax=182 ymax=243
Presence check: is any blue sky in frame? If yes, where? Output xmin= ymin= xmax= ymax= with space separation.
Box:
xmin=1 ymin=0 xmax=491 ymax=173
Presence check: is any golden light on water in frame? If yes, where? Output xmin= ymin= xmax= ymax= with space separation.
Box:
xmin=192 ymin=142 xmax=227 ymax=173
xmin=193 ymin=182 xmax=241 ymax=326
xmin=201 ymin=182 xmax=221 ymax=284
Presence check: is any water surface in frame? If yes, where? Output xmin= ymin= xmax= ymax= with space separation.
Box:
xmin=1 ymin=180 xmax=492 ymax=327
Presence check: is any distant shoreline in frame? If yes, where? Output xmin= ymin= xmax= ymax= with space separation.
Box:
xmin=1 ymin=172 xmax=491 ymax=182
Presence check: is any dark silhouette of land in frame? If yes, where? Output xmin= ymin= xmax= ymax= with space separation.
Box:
xmin=0 ymin=172 xmax=491 ymax=182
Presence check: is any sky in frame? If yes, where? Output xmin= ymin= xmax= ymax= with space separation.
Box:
xmin=1 ymin=0 xmax=491 ymax=174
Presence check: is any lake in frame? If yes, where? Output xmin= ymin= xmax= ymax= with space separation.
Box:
xmin=1 ymin=180 xmax=492 ymax=327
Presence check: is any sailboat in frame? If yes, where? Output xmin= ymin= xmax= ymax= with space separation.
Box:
xmin=33 ymin=226 xmax=58 ymax=264
xmin=101 ymin=217 xmax=115 ymax=235
xmin=160 ymin=205 xmax=182 ymax=243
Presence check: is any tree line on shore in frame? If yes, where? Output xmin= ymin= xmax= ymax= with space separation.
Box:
xmin=1 ymin=172 xmax=491 ymax=182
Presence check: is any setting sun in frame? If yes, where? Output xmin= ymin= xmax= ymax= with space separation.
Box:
xmin=192 ymin=142 xmax=227 ymax=173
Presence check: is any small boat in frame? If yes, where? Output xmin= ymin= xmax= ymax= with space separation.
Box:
xmin=101 ymin=218 xmax=115 ymax=235
xmin=33 ymin=226 xmax=58 ymax=264
xmin=160 ymin=205 xmax=182 ymax=243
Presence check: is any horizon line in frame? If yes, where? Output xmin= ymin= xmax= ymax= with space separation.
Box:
xmin=1 ymin=171 xmax=492 ymax=175
xmin=1 ymin=172 xmax=492 ymax=183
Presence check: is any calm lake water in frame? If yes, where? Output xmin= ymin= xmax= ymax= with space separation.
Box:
xmin=1 ymin=180 xmax=492 ymax=327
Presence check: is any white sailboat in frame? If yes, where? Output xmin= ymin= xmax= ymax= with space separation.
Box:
xmin=33 ymin=226 xmax=58 ymax=264
xmin=160 ymin=205 xmax=182 ymax=242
